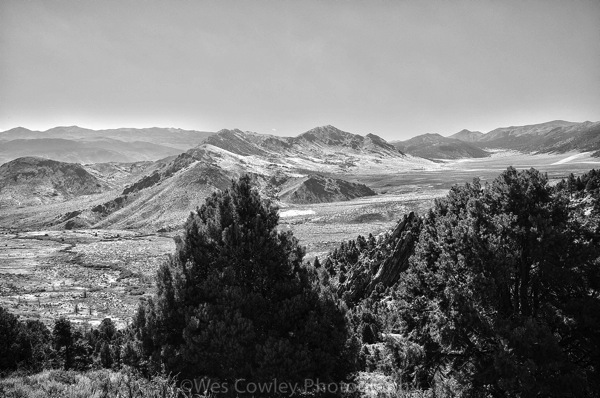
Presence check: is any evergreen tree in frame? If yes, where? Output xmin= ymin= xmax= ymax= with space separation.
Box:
xmin=394 ymin=167 xmax=600 ymax=396
xmin=313 ymin=256 xmax=321 ymax=268
xmin=100 ymin=342 xmax=113 ymax=369
xmin=98 ymin=318 xmax=117 ymax=341
xmin=53 ymin=317 xmax=73 ymax=370
xmin=22 ymin=319 xmax=52 ymax=371
xmin=133 ymin=175 xmax=356 ymax=392
xmin=0 ymin=307 xmax=52 ymax=372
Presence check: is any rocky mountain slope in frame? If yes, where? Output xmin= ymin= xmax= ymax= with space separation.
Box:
xmin=0 ymin=157 xmax=108 ymax=207
xmin=392 ymin=133 xmax=490 ymax=159
xmin=203 ymin=125 xmax=404 ymax=158
xmin=196 ymin=125 xmax=430 ymax=176
xmin=0 ymin=126 xmax=213 ymax=164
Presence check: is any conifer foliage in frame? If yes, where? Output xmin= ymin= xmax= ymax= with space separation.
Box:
xmin=133 ymin=175 xmax=355 ymax=388
xmin=394 ymin=167 xmax=600 ymax=396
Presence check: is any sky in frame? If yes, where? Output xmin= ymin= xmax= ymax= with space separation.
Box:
xmin=1 ymin=0 xmax=599 ymax=140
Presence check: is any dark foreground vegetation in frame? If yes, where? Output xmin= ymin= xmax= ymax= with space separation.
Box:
xmin=1 ymin=168 xmax=599 ymax=397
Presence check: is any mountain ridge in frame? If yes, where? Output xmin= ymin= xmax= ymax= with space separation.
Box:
xmin=448 ymin=120 xmax=600 ymax=155
xmin=399 ymin=120 xmax=600 ymax=158
xmin=1 ymin=125 xmax=436 ymax=229
xmin=201 ymin=125 xmax=403 ymax=161
xmin=392 ymin=133 xmax=490 ymax=159
xmin=0 ymin=126 xmax=214 ymax=165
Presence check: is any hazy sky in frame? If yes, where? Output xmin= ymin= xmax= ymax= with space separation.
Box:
xmin=1 ymin=0 xmax=599 ymax=140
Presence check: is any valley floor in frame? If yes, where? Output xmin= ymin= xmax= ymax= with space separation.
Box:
xmin=0 ymin=229 xmax=173 ymax=328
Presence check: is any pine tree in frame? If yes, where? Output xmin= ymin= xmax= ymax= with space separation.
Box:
xmin=0 ymin=307 xmax=52 ymax=372
xmin=132 ymin=175 xmax=356 ymax=390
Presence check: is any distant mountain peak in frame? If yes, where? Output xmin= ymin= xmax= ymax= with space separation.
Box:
xmin=44 ymin=125 xmax=92 ymax=134
xmin=2 ymin=126 xmax=33 ymax=134
xmin=298 ymin=125 xmax=359 ymax=143
xmin=312 ymin=124 xmax=340 ymax=130
xmin=449 ymin=129 xmax=484 ymax=142
xmin=302 ymin=125 xmax=347 ymax=135
xmin=51 ymin=125 xmax=81 ymax=129
xmin=456 ymin=129 xmax=481 ymax=134
xmin=216 ymin=128 xmax=245 ymax=134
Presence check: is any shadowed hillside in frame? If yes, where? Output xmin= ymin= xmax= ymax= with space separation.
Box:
xmin=278 ymin=174 xmax=376 ymax=204
xmin=0 ymin=157 xmax=108 ymax=207
xmin=392 ymin=133 xmax=490 ymax=159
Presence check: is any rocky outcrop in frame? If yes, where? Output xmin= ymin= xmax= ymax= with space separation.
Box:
xmin=336 ymin=212 xmax=422 ymax=304
xmin=366 ymin=212 xmax=421 ymax=291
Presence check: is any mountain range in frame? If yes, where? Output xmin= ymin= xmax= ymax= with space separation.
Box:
xmin=453 ymin=120 xmax=600 ymax=155
xmin=69 ymin=126 xmax=432 ymax=230
xmin=394 ymin=120 xmax=600 ymax=159
xmin=0 ymin=126 xmax=213 ymax=165
xmin=0 ymin=120 xmax=598 ymax=230
xmin=0 ymin=125 xmax=437 ymax=230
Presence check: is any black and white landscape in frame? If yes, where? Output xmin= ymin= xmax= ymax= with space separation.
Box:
xmin=1 ymin=1 xmax=599 ymax=397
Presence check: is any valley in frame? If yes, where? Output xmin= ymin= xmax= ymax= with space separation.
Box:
xmin=1 ymin=146 xmax=598 ymax=327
